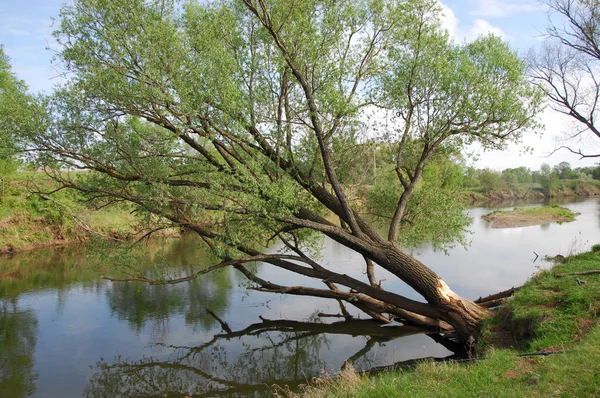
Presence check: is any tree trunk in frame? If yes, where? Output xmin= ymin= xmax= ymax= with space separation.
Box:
xmin=365 ymin=242 xmax=490 ymax=341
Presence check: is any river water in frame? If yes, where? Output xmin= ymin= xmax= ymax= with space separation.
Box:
xmin=1 ymin=198 xmax=599 ymax=397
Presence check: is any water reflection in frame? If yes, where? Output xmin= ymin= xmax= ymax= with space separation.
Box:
xmin=0 ymin=245 xmax=99 ymax=298
xmin=0 ymin=198 xmax=599 ymax=397
xmin=0 ymin=299 xmax=38 ymax=397
xmin=107 ymin=269 xmax=234 ymax=336
xmin=103 ymin=236 xmax=238 ymax=336
xmin=83 ymin=318 xmax=440 ymax=398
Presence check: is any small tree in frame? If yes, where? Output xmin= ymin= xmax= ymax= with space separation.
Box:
xmin=530 ymin=0 xmax=600 ymax=158
xmin=554 ymin=161 xmax=573 ymax=179
xmin=539 ymin=163 xmax=560 ymax=192
xmin=478 ymin=169 xmax=505 ymax=193
xmin=27 ymin=0 xmax=542 ymax=342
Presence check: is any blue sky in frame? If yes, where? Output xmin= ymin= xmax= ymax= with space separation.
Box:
xmin=1 ymin=0 xmax=599 ymax=170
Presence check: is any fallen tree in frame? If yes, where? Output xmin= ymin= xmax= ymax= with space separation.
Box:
xmin=25 ymin=0 xmax=542 ymax=342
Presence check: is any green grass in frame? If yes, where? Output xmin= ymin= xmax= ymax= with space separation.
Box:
xmin=0 ymin=172 xmax=139 ymax=253
xmin=289 ymin=328 xmax=600 ymax=397
xmin=285 ymin=249 xmax=600 ymax=397
xmin=564 ymin=179 xmax=600 ymax=188
xmin=500 ymin=250 xmax=600 ymax=351
xmin=486 ymin=204 xmax=574 ymax=217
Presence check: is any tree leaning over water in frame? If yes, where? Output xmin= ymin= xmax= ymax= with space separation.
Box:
xmin=28 ymin=0 xmax=542 ymax=342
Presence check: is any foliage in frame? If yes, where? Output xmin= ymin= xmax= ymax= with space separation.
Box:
xmin=17 ymin=0 xmax=543 ymax=333
xmin=553 ymin=161 xmax=573 ymax=179
xmin=477 ymin=169 xmax=505 ymax=192
xmin=501 ymin=166 xmax=533 ymax=185
xmin=0 ymin=171 xmax=139 ymax=253
xmin=538 ymin=163 xmax=559 ymax=193
xmin=460 ymin=162 xmax=600 ymax=197
xmin=0 ymin=46 xmax=45 ymax=164
xmin=368 ymin=154 xmax=471 ymax=250
xmin=0 ymin=47 xmax=27 ymax=194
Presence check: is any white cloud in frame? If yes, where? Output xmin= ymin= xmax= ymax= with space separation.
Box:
xmin=468 ymin=19 xmax=511 ymax=41
xmin=439 ymin=3 xmax=459 ymax=39
xmin=439 ymin=2 xmax=510 ymax=43
xmin=470 ymin=0 xmax=540 ymax=18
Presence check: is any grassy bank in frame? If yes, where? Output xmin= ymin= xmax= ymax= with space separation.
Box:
xmin=482 ymin=205 xmax=579 ymax=228
xmin=282 ymin=248 xmax=600 ymax=397
xmin=0 ymin=171 xmax=140 ymax=254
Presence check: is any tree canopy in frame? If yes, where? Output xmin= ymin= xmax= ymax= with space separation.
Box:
xmin=0 ymin=46 xmax=47 ymax=172
xmin=24 ymin=0 xmax=542 ymax=341
xmin=0 ymin=46 xmax=45 ymax=192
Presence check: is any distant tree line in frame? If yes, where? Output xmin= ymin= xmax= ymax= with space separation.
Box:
xmin=462 ymin=162 xmax=600 ymax=193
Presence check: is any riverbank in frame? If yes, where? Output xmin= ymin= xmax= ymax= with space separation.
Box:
xmin=464 ymin=180 xmax=600 ymax=204
xmin=282 ymin=247 xmax=600 ymax=397
xmin=482 ymin=205 xmax=579 ymax=228
xmin=3 ymin=171 xmax=599 ymax=254
xmin=0 ymin=172 xmax=173 ymax=255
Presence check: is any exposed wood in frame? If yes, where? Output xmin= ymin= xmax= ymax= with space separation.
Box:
xmin=317 ymin=312 xmax=352 ymax=319
xmin=478 ymin=298 xmax=506 ymax=309
xmin=475 ymin=286 xmax=521 ymax=304
xmin=555 ymin=270 xmax=600 ymax=278
xmin=364 ymin=256 xmax=377 ymax=287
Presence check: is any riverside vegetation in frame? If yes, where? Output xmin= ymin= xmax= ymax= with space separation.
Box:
xmin=0 ymin=169 xmax=596 ymax=254
xmin=0 ymin=171 xmax=153 ymax=254
xmin=277 ymin=247 xmax=600 ymax=397
xmin=482 ymin=205 xmax=579 ymax=228
xmin=1 ymin=0 xmax=600 ymax=395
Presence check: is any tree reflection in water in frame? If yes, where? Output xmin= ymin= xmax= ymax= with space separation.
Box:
xmin=0 ymin=298 xmax=39 ymax=397
xmin=106 ymin=268 xmax=234 ymax=339
xmin=84 ymin=316 xmax=457 ymax=397
xmin=103 ymin=236 xmax=240 ymax=340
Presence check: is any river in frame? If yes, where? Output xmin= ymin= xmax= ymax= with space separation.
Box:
xmin=1 ymin=198 xmax=599 ymax=397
